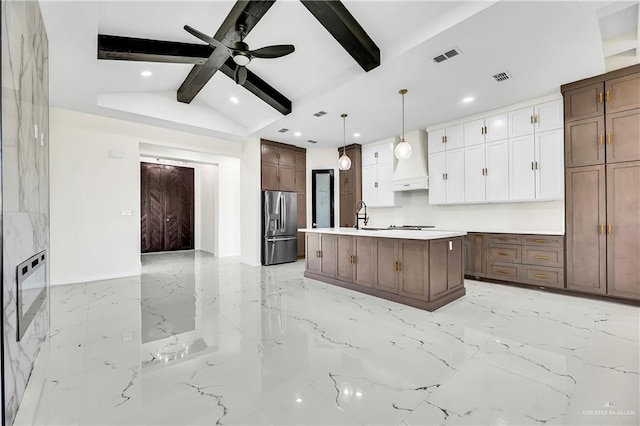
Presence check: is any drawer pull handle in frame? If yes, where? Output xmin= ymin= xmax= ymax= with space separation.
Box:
xmin=498 ymin=252 xmax=509 ymax=256
xmin=534 ymin=255 xmax=549 ymax=260
xmin=534 ymin=239 xmax=548 ymax=243
xmin=534 ymin=273 xmax=549 ymax=279
xmin=497 ymin=237 xmax=509 ymax=241
xmin=496 ymin=269 xmax=509 ymax=275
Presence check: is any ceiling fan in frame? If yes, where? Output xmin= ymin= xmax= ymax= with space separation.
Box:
xmin=184 ymin=24 xmax=294 ymax=86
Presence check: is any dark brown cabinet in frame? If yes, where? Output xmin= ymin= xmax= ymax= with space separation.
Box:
xmin=261 ymin=141 xmax=295 ymax=191
xmin=305 ymin=233 xmax=336 ymax=278
xmin=338 ymin=144 xmax=362 ymax=227
xmin=373 ymin=238 xmax=399 ymax=294
xmin=562 ymin=64 xmax=640 ymax=300
xmin=606 ymin=109 xmax=640 ymax=163
xmin=470 ymin=232 xmax=565 ymax=289
xmin=606 ymin=161 xmax=640 ymax=299
xmin=429 ymin=238 xmax=463 ymax=300
xmin=261 ymin=140 xmax=306 ymax=257
xmin=464 ymin=233 xmax=487 ymax=278
xmin=353 ymin=236 xmax=375 ymax=287
xmin=563 ymin=82 xmax=604 ymax=122
xmin=140 ymin=163 xmax=194 ymax=253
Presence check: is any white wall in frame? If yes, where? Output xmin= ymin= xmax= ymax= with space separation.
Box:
xmin=367 ymin=191 xmax=564 ymax=233
xmin=240 ymin=139 xmax=261 ymax=266
xmin=195 ymin=164 xmax=217 ymax=254
xmin=306 ymin=148 xmax=341 ymax=228
xmin=50 ymin=108 xmax=242 ymax=285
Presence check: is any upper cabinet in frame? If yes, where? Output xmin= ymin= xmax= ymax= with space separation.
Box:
xmin=428 ymin=125 xmax=464 ymax=153
xmin=428 ymin=96 xmax=564 ymax=205
xmin=605 ymin=73 xmax=640 ymax=114
xmin=563 ymin=82 xmax=605 ymax=122
xmin=509 ymin=100 xmax=563 ymax=138
xmin=362 ymin=141 xmax=396 ymax=207
xmin=261 ymin=140 xmax=296 ymax=192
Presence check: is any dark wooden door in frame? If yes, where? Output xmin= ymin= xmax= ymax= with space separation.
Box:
xmin=141 ymin=163 xmax=194 ymax=253
xmin=398 ymin=240 xmax=428 ymax=301
xmin=564 ymin=117 xmax=605 ymax=167
xmin=373 ymin=238 xmax=399 ymax=294
xmin=605 ymin=72 xmax=640 ymax=114
xmin=565 ymin=165 xmax=607 ymax=294
xmin=606 ymin=161 xmax=640 ymax=300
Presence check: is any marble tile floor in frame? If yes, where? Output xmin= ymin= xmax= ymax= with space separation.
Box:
xmin=14 ymin=251 xmax=640 ymax=425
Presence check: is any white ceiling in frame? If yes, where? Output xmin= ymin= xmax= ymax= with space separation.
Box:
xmin=39 ymin=1 xmax=638 ymax=149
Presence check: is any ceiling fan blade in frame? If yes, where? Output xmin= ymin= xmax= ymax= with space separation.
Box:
xmin=249 ymin=45 xmax=295 ymax=59
xmin=184 ymin=25 xmax=229 ymax=53
xmin=234 ymin=65 xmax=247 ymax=85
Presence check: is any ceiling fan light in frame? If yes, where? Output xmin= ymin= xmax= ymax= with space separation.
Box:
xmin=395 ymin=140 xmax=412 ymax=160
xmin=338 ymin=153 xmax=352 ymax=171
xmin=233 ymin=53 xmax=251 ymax=66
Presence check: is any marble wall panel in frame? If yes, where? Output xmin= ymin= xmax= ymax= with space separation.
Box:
xmin=1 ymin=1 xmax=50 ymax=425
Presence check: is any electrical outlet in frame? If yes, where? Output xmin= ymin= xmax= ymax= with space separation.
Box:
xmin=121 ymin=209 xmax=133 ymax=216
xmin=34 ymin=124 xmax=38 ymax=140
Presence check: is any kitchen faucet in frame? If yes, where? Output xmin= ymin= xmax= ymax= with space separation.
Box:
xmin=354 ymin=200 xmax=369 ymax=229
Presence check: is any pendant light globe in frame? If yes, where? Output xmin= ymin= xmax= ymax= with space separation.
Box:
xmin=395 ymin=88 xmax=412 ymax=160
xmin=338 ymin=113 xmax=352 ymax=171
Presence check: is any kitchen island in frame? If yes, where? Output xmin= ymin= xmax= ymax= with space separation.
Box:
xmin=300 ymin=228 xmax=467 ymax=311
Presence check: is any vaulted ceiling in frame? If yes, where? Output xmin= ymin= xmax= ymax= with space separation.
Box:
xmin=40 ymin=1 xmax=639 ymax=148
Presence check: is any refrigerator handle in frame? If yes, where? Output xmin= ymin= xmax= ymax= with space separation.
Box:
xmin=281 ymin=194 xmax=286 ymax=232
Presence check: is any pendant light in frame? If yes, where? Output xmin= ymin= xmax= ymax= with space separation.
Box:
xmin=394 ymin=89 xmax=412 ymax=160
xmin=338 ymin=113 xmax=352 ymax=170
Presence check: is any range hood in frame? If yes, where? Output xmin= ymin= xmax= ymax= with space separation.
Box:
xmin=391 ymin=129 xmax=428 ymax=191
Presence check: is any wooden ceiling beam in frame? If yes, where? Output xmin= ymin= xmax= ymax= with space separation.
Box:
xmin=97 ymin=35 xmax=212 ymax=64
xmin=177 ymin=0 xmax=276 ymax=104
xmin=300 ymin=0 xmax=380 ymax=72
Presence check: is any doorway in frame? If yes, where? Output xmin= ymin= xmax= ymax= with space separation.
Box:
xmin=311 ymin=169 xmax=335 ymax=228
xmin=140 ymin=162 xmax=195 ymax=253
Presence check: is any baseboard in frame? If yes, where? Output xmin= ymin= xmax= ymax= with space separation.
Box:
xmin=51 ymin=270 xmax=141 ymax=286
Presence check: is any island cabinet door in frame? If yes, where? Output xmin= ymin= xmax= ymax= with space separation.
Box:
xmin=353 ymin=237 xmax=375 ymax=287
xmin=336 ymin=235 xmax=354 ymax=282
xmin=319 ymin=234 xmax=337 ymax=278
xmin=430 ymin=238 xmax=464 ymax=300
xmin=373 ymin=239 xmax=399 ymax=294
xmin=398 ymin=240 xmax=430 ymax=301
xmin=305 ymin=233 xmax=320 ymax=273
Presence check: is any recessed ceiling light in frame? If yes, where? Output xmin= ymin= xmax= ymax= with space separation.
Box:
xmin=353 ymin=133 xmax=360 ymax=138
xmin=230 ymin=96 xmax=239 ymax=104
xmin=294 ymin=132 xmax=302 ymax=137
xmin=141 ymin=70 xmax=152 ymax=77
xmin=462 ymin=97 xmax=474 ymax=103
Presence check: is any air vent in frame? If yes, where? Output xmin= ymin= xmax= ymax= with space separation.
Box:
xmin=307 ymin=139 xmax=317 ymax=144
xmin=277 ymin=128 xmax=289 ymax=133
xmin=492 ymin=71 xmax=512 ymax=82
xmin=433 ymin=47 xmax=461 ymax=64
xmin=313 ymin=111 xmax=327 ymax=117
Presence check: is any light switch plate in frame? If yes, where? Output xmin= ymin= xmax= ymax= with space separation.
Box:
xmin=34 ymin=124 xmax=38 ymax=140
xmin=40 ymin=133 xmax=44 ymax=147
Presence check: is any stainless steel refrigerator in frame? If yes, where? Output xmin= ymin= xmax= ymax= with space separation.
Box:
xmin=262 ymin=191 xmax=298 ymax=265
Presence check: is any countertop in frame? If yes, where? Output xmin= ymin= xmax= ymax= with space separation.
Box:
xmin=299 ymin=227 xmax=467 ymax=240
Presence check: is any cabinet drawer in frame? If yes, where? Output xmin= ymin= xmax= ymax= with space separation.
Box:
xmin=488 ymin=262 xmax=521 ymax=282
xmin=523 ymin=247 xmax=563 ymax=267
xmin=522 ymin=235 xmax=563 ymax=248
xmin=488 ymin=244 xmax=521 ymax=263
xmin=488 ymin=234 xmax=522 ymax=245
xmin=523 ymin=265 xmax=564 ymax=288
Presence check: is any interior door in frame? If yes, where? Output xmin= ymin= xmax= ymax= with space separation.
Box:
xmin=141 ymin=163 xmax=194 ymax=253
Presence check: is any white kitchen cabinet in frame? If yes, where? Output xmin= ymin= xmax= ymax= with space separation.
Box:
xmin=428 ymin=124 xmax=463 ymax=154
xmin=464 ymin=144 xmax=486 ymax=203
xmin=485 ymin=113 xmax=509 ymax=142
xmin=464 ymin=118 xmax=485 ymax=147
xmin=535 ymin=130 xmax=564 ymax=200
xmin=485 ymin=140 xmax=509 ymax=202
xmin=428 ymin=149 xmax=464 ymax=205
xmin=428 ymin=152 xmax=446 ymax=204
xmin=362 ymin=142 xmax=396 ymax=207
xmin=445 ymin=149 xmax=465 ymax=204
xmin=509 ymin=100 xmax=563 ymax=138
xmin=509 ymin=135 xmax=536 ymax=201
xmin=465 ymin=139 xmax=509 ymax=203
xmin=509 ymin=130 xmax=563 ymax=201
xmin=535 ymin=100 xmax=563 ymax=133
